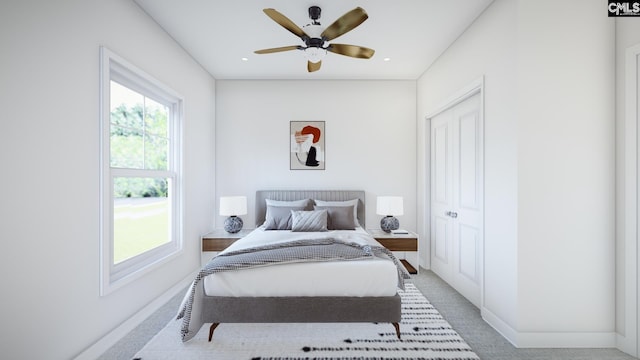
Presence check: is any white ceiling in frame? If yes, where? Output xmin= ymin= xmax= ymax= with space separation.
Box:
xmin=133 ymin=0 xmax=494 ymax=80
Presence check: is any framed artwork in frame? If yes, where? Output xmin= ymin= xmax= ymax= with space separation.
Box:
xmin=290 ymin=121 xmax=325 ymax=170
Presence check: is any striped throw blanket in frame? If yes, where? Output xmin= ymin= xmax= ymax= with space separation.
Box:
xmin=177 ymin=237 xmax=410 ymax=341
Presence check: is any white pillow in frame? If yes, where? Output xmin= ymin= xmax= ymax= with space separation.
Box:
xmin=266 ymin=198 xmax=312 ymax=208
xmin=313 ymin=199 xmax=360 ymax=226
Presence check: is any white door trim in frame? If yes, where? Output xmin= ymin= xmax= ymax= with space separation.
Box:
xmin=619 ymin=42 xmax=640 ymax=357
xmin=424 ymin=76 xmax=485 ymax=310
xmin=425 ymin=77 xmax=484 ymax=120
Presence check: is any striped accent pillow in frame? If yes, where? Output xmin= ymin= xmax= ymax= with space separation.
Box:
xmin=291 ymin=210 xmax=328 ymax=232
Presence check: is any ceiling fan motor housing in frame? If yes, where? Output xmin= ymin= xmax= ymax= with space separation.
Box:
xmin=302 ymin=23 xmax=326 ymax=48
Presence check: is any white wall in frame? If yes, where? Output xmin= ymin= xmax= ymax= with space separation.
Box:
xmin=0 ymin=1 xmax=215 ymax=359
xmin=417 ymin=0 xmax=519 ymax=335
xmin=616 ymin=16 xmax=640 ymax=357
xmin=418 ymin=0 xmax=616 ymax=347
xmin=516 ymin=0 xmax=615 ymax=345
xmin=215 ymin=80 xmax=416 ymax=231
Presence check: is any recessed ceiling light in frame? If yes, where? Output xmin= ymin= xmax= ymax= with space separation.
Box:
xmin=383 ymin=57 xmax=391 ymax=62
xmin=241 ymin=57 xmax=249 ymax=61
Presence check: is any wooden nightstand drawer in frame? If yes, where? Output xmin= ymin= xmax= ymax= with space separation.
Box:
xmin=367 ymin=229 xmax=419 ymax=274
xmin=202 ymin=238 xmax=240 ymax=251
xmin=374 ymin=238 xmax=417 ymax=251
xmin=201 ymin=229 xmax=252 ymax=252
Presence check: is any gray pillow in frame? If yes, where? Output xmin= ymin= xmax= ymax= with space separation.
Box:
xmin=314 ymin=205 xmax=356 ymax=230
xmin=265 ymin=198 xmax=312 ymax=209
xmin=291 ymin=210 xmax=328 ymax=232
xmin=264 ymin=205 xmax=306 ymax=230
xmin=313 ymin=199 xmax=360 ymax=226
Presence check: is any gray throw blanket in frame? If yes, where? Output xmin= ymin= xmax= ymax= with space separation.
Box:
xmin=176 ymin=237 xmax=410 ymax=341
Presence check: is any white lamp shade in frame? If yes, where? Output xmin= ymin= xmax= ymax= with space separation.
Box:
xmin=219 ymin=196 xmax=247 ymax=216
xmin=376 ymin=196 xmax=404 ymax=216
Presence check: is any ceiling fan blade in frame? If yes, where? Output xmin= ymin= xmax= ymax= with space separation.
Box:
xmin=327 ymin=44 xmax=375 ymax=59
xmin=321 ymin=7 xmax=368 ymax=41
xmin=254 ymin=45 xmax=301 ymax=54
xmin=263 ymin=8 xmax=309 ymax=39
xmin=307 ymin=60 xmax=322 ymax=72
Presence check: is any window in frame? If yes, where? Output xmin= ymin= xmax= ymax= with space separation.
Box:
xmin=100 ymin=47 xmax=183 ymax=295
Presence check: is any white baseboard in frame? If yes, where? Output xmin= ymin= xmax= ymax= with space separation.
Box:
xmin=516 ymin=331 xmax=616 ymax=348
xmin=73 ymin=270 xmax=197 ymax=360
xmin=481 ymin=306 xmax=519 ymax=346
xmin=482 ymin=306 xmax=617 ymax=349
xmin=617 ymin=333 xmax=638 ymax=358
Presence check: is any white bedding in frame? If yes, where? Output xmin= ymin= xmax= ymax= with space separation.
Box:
xmin=203 ymin=227 xmax=399 ymax=297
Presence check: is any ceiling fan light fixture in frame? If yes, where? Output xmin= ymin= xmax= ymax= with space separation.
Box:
xmin=303 ymin=47 xmax=326 ymax=63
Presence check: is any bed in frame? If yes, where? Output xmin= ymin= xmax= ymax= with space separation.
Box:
xmin=178 ymin=190 xmax=410 ymax=342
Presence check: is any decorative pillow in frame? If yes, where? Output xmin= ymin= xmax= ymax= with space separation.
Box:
xmin=264 ymin=205 xmax=307 ymax=230
xmin=314 ymin=205 xmax=356 ymax=230
xmin=265 ymin=198 xmax=312 ymax=209
xmin=291 ymin=210 xmax=328 ymax=232
xmin=313 ymin=199 xmax=360 ymax=226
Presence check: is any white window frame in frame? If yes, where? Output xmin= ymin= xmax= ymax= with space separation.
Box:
xmin=99 ymin=47 xmax=183 ymax=296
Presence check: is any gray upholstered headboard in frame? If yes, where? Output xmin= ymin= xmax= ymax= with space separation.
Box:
xmin=255 ymin=190 xmax=366 ymax=228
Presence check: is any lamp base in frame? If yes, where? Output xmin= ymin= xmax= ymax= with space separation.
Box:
xmin=380 ymin=216 xmax=399 ymax=233
xmin=224 ymin=216 xmax=243 ymax=233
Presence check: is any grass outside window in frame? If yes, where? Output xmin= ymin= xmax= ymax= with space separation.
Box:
xmin=113 ymin=197 xmax=169 ymax=264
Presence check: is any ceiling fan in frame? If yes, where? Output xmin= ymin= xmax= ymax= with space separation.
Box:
xmin=254 ymin=6 xmax=375 ymax=73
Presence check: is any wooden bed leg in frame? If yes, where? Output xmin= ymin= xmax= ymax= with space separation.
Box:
xmin=208 ymin=323 xmax=220 ymax=342
xmin=392 ymin=322 xmax=401 ymax=340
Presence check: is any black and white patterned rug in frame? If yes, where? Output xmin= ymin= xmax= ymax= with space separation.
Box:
xmin=134 ymin=283 xmax=479 ymax=360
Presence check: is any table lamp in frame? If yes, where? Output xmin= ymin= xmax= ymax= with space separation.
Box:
xmin=220 ymin=196 xmax=247 ymax=233
xmin=376 ymin=196 xmax=403 ymax=232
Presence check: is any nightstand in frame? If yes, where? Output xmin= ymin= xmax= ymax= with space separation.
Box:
xmin=367 ymin=229 xmax=418 ymax=274
xmin=201 ymin=229 xmax=252 ymax=265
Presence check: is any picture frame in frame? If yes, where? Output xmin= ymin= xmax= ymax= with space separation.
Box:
xmin=290 ymin=121 xmax=325 ymax=170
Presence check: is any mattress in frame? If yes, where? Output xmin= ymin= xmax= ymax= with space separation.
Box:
xmin=203 ymin=227 xmax=399 ymax=297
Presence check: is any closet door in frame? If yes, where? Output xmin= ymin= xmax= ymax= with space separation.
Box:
xmin=451 ymin=93 xmax=482 ymax=307
xmin=430 ymin=107 xmax=454 ymax=282
xmin=431 ymin=92 xmax=483 ymax=308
